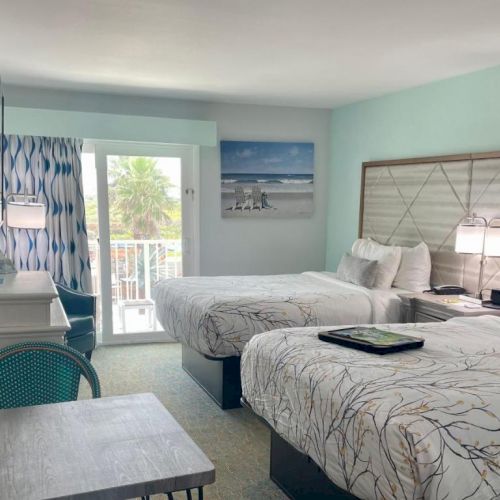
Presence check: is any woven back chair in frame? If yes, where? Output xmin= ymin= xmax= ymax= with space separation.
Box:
xmin=0 ymin=341 xmax=101 ymax=409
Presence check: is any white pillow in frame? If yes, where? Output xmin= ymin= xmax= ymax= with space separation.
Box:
xmin=393 ymin=242 xmax=431 ymax=292
xmin=352 ymin=239 xmax=402 ymax=289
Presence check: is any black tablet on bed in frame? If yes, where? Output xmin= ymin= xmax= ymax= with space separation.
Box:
xmin=318 ymin=327 xmax=424 ymax=354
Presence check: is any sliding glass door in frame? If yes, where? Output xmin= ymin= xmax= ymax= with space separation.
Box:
xmin=82 ymin=142 xmax=199 ymax=344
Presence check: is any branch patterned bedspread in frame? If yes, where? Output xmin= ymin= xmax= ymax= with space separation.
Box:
xmin=241 ymin=316 xmax=500 ymax=499
xmin=152 ymin=272 xmax=402 ymax=358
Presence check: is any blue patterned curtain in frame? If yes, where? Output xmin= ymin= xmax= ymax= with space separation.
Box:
xmin=0 ymin=135 xmax=92 ymax=292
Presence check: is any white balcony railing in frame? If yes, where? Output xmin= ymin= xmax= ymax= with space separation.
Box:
xmin=88 ymin=239 xmax=182 ymax=304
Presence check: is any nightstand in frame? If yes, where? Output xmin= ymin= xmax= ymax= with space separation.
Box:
xmin=399 ymin=292 xmax=500 ymax=323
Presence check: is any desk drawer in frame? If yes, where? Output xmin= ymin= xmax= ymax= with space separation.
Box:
xmin=415 ymin=311 xmax=443 ymax=323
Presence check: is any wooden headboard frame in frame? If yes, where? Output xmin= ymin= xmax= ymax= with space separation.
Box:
xmin=358 ymin=150 xmax=500 ymax=291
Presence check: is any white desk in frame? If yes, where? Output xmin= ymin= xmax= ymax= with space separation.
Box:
xmin=0 ymin=271 xmax=70 ymax=348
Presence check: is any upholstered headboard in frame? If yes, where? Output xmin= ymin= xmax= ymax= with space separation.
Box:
xmin=359 ymin=152 xmax=500 ymax=293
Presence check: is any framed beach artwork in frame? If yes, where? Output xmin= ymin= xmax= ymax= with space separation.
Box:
xmin=220 ymin=140 xmax=314 ymax=218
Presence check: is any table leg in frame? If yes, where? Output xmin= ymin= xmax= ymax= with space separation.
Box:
xmin=165 ymin=487 xmax=203 ymax=499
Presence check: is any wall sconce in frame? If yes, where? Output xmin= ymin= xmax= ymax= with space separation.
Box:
xmin=0 ymin=79 xmax=46 ymax=270
xmin=4 ymin=193 xmax=46 ymax=264
xmin=6 ymin=194 xmax=46 ymax=229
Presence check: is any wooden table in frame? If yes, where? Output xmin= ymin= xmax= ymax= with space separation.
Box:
xmin=0 ymin=393 xmax=215 ymax=499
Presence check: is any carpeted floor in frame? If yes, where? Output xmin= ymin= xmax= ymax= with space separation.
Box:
xmin=82 ymin=343 xmax=287 ymax=500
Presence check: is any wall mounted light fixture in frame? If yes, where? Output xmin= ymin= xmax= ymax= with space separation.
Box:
xmin=455 ymin=213 xmax=500 ymax=302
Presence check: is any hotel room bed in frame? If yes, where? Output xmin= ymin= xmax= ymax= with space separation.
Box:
xmin=241 ymin=315 xmax=500 ymax=499
xmin=153 ymin=272 xmax=405 ymax=358
xmin=152 ymin=271 xmax=407 ymax=408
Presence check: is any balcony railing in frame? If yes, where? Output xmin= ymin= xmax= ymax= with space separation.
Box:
xmin=88 ymin=239 xmax=182 ymax=304
xmin=88 ymin=239 xmax=182 ymax=334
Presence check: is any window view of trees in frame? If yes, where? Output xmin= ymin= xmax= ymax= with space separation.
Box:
xmin=84 ymin=156 xmax=182 ymax=241
xmin=82 ymin=154 xmax=183 ymax=331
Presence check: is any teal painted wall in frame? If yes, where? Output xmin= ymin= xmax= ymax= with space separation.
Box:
xmin=5 ymin=106 xmax=216 ymax=146
xmin=326 ymin=64 xmax=500 ymax=271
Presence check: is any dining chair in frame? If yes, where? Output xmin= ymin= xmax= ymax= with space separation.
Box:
xmin=0 ymin=341 xmax=101 ymax=409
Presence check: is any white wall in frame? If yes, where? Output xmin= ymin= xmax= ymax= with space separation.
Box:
xmin=200 ymin=102 xmax=330 ymax=275
xmin=6 ymin=85 xmax=331 ymax=275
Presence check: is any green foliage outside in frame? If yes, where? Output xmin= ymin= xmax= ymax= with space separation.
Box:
xmin=85 ymin=156 xmax=181 ymax=241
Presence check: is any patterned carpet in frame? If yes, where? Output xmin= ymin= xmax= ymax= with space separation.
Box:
xmin=83 ymin=343 xmax=287 ymax=500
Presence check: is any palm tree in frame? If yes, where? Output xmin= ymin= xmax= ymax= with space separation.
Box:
xmin=109 ymin=156 xmax=176 ymax=239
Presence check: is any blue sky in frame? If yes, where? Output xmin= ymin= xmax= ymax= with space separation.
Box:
xmin=221 ymin=141 xmax=314 ymax=174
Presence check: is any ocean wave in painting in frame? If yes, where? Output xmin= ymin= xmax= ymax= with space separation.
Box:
xmin=279 ymin=179 xmax=313 ymax=184
xmin=221 ymin=174 xmax=313 ymax=185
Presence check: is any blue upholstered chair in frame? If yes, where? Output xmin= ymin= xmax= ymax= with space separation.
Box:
xmin=56 ymin=284 xmax=96 ymax=360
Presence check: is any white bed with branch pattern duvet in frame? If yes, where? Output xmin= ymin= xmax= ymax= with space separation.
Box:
xmin=241 ymin=315 xmax=500 ymax=499
xmin=152 ymin=272 xmax=405 ymax=358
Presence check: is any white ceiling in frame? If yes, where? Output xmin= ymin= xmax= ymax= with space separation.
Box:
xmin=1 ymin=0 xmax=500 ymax=108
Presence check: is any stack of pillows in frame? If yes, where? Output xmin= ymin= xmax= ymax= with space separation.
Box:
xmin=336 ymin=238 xmax=431 ymax=292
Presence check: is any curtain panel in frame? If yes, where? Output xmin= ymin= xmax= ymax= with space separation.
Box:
xmin=0 ymin=135 xmax=92 ymax=292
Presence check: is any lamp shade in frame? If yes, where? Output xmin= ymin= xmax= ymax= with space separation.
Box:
xmin=7 ymin=200 xmax=46 ymax=229
xmin=455 ymin=220 xmax=486 ymax=254
xmin=485 ymin=220 xmax=500 ymax=257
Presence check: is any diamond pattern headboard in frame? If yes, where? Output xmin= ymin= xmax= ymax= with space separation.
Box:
xmin=359 ymin=152 xmax=500 ymax=293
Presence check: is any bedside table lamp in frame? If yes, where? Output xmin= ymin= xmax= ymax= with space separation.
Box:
xmin=455 ymin=214 xmax=487 ymax=255
xmin=455 ymin=214 xmax=500 ymax=301
xmin=485 ymin=218 xmax=500 ymax=258
xmin=455 ymin=214 xmax=487 ymax=300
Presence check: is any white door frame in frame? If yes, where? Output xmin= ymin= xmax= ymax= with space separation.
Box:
xmin=89 ymin=141 xmax=200 ymax=345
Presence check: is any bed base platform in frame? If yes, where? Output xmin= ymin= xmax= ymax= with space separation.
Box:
xmin=181 ymin=344 xmax=242 ymax=409
xmin=270 ymin=430 xmax=356 ymax=499
xmin=241 ymin=397 xmax=355 ymax=499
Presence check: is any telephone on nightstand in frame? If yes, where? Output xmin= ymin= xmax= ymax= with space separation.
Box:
xmin=429 ymin=285 xmax=466 ymax=295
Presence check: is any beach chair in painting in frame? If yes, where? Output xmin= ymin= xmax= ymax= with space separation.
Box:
xmin=227 ymin=185 xmax=245 ymax=211
xmin=251 ymin=186 xmax=263 ymax=211
xmin=243 ymin=192 xmax=253 ymax=211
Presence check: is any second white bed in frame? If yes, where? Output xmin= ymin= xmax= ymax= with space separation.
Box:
xmin=153 ymin=271 xmax=407 ymax=358
xmin=241 ymin=316 xmax=500 ymax=499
